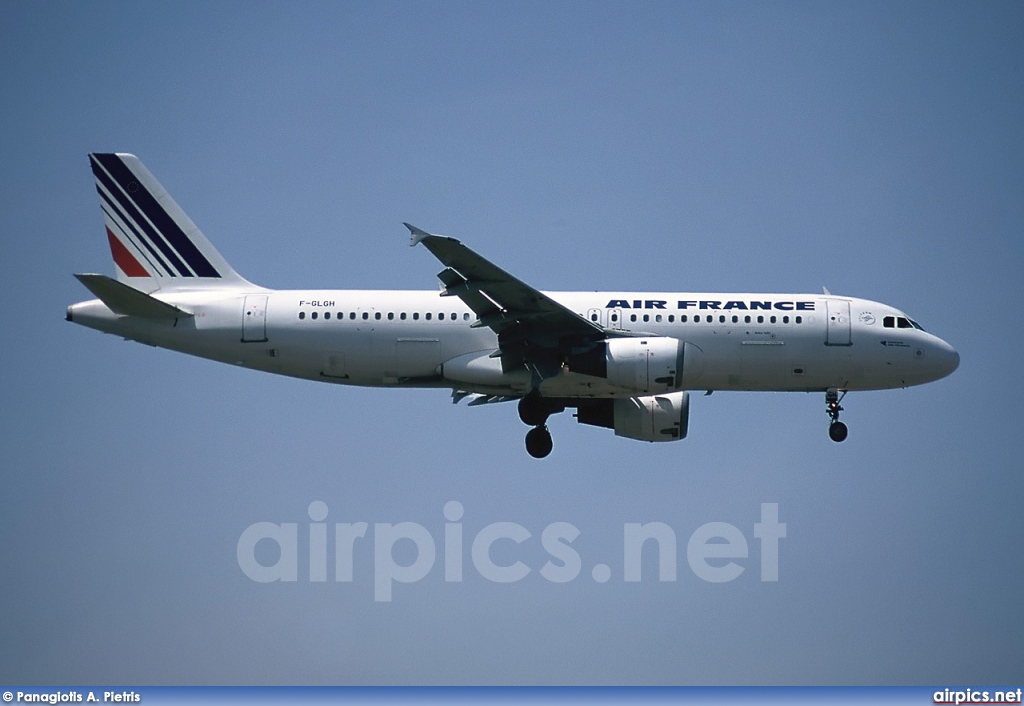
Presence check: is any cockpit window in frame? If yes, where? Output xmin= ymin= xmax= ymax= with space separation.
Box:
xmin=884 ymin=315 xmax=925 ymax=331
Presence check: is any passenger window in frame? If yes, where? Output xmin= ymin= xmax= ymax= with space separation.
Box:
xmin=591 ymin=313 xmax=598 ymax=322
xmin=413 ymin=313 xmax=419 ymax=320
xmin=311 ymin=312 xmax=318 ymax=320
xmin=336 ymin=312 xmax=343 ymax=320
xmin=611 ymin=313 xmax=618 ymax=323
xmin=795 ymin=316 xmax=802 ymax=324
xmin=744 ymin=315 xmax=751 ymax=323
xmin=375 ymin=312 xmax=381 ymax=320
xmin=656 ymin=314 xmax=662 ymax=323
xmin=630 ymin=314 xmax=637 ymax=322
xmin=388 ymin=312 xmax=394 ymax=320
xmin=643 ymin=314 xmax=650 ymax=323
xmin=349 ymin=312 xmax=356 ymax=320
xmin=425 ymin=313 xmax=432 ymax=320
xmin=324 ymin=312 xmax=331 ymax=320
xmin=731 ymin=315 xmax=738 ymax=323
xmin=668 ymin=315 xmax=674 ymax=323
xmin=719 ymin=315 xmax=725 ymax=323
xmin=770 ymin=315 xmax=776 ymax=324
xmin=706 ymin=315 xmax=713 ymax=323
xmin=439 ymin=313 xmax=445 ymax=321
xmin=298 ymin=311 xmax=305 ymax=320
xmin=400 ymin=312 xmax=407 ymax=320
xmin=782 ymin=316 xmax=789 ymax=324
xmin=757 ymin=316 xmax=764 ymax=324
xmin=362 ymin=312 xmax=368 ymax=320
xmin=681 ymin=315 xmax=687 ymax=323
xmin=463 ymin=313 xmax=470 ymax=321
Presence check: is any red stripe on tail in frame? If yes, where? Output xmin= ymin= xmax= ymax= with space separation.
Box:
xmin=106 ymin=227 xmax=150 ymax=277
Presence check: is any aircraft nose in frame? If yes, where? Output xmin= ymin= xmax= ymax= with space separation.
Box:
xmin=932 ymin=338 xmax=960 ymax=379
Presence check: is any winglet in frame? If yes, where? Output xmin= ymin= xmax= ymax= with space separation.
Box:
xmin=404 ymin=222 xmax=433 ymax=246
xmin=822 ymin=286 xmax=832 ymax=295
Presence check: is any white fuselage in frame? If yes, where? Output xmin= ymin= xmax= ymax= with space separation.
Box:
xmin=68 ymin=287 xmax=961 ymax=397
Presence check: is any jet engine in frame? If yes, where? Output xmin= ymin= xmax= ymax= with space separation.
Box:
xmin=576 ymin=391 xmax=690 ymax=442
xmin=568 ymin=337 xmax=683 ymax=394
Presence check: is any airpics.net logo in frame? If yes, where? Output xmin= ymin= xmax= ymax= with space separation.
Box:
xmin=237 ymin=502 xmax=786 ymax=602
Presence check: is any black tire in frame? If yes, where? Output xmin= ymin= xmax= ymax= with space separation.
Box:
xmin=829 ymin=421 xmax=848 ymax=443
xmin=525 ymin=426 xmax=553 ymax=458
xmin=518 ymin=394 xmax=549 ymax=426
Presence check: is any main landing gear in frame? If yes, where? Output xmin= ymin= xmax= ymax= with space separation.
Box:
xmin=525 ymin=425 xmax=553 ymax=459
xmin=826 ymin=388 xmax=848 ymax=442
xmin=519 ymin=392 xmax=557 ymax=458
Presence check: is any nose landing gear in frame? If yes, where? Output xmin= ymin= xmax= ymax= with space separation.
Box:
xmin=826 ymin=388 xmax=848 ymax=442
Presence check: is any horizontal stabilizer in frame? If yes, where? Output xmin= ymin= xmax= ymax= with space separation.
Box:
xmin=74 ymin=273 xmax=193 ymax=319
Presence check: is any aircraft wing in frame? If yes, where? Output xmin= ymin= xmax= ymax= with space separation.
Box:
xmin=406 ymin=223 xmax=606 ymax=376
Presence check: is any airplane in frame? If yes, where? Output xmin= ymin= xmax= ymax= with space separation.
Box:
xmin=67 ymin=153 xmax=960 ymax=458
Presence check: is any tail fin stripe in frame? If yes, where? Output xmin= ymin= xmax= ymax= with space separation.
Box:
xmin=92 ymin=154 xmax=221 ymax=278
xmin=105 ymin=227 xmax=150 ymax=278
xmin=98 ymin=189 xmax=174 ymax=277
xmin=91 ymin=158 xmax=193 ymax=277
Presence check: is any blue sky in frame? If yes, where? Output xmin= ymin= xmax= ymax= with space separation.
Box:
xmin=1 ymin=1 xmax=1022 ymax=685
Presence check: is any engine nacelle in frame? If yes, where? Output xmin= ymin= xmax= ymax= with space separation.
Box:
xmin=569 ymin=336 xmax=683 ymax=394
xmin=576 ymin=391 xmax=690 ymax=442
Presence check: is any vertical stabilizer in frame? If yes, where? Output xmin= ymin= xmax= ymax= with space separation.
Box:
xmin=88 ymin=153 xmax=256 ymax=290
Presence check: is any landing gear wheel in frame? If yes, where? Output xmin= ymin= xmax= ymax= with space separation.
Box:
xmin=525 ymin=425 xmax=553 ymax=458
xmin=825 ymin=388 xmax=848 ymax=442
